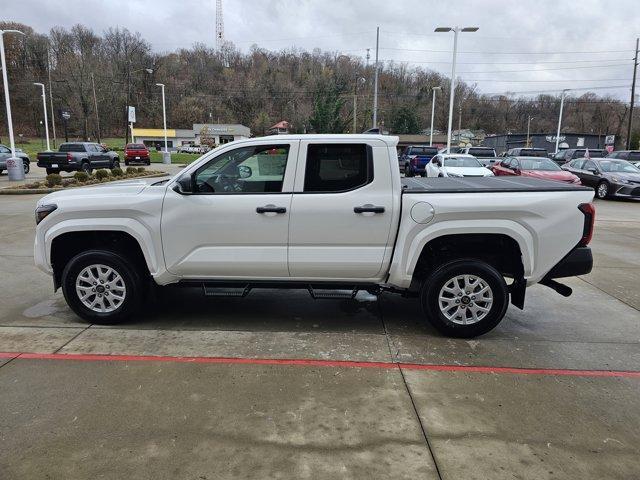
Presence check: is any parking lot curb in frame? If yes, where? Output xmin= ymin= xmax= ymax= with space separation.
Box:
xmin=0 ymin=173 xmax=170 ymax=195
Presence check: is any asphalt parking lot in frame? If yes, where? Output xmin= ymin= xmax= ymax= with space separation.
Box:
xmin=0 ymin=193 xmax=639 ymax=479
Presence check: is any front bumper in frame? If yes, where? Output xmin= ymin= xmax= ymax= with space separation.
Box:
xmin=610 ymin=183 xmax=640 ymax=198
xmin=543 ymin=247 xmax=593 ymax=279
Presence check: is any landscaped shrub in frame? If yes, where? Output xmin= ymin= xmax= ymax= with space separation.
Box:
xmin=137 ymin=167 xmax=146 ymax=174
xmin=25 ymin=182 xmax=41 ymax=189
xmin=95 ymin=169 xmax=110 ymax=180
xmin=111 ymin=167 xmax=124 ymax=177
xmin=74 ymin=171 xmax=89 ymax=182
xmin=62 ymin=178 xmax=77 ymax=187
xmin=126 ymin=166 xmax=137 ymax=175
xmin=45 ymin=174 xmax=62 ymax=187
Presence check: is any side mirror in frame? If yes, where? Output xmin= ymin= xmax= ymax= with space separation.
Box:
xmin=238 ymin=165 xmax=252 ymax=179
xmin=173 ymin=174 xmax=194 ymax=194
xmin=588 ymin=168 xmax=598 ymax=174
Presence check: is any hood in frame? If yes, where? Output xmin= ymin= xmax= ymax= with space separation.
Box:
xmin=522 ymin=169 xmax=578 ymax=182
xmin=39 ymin=177 xmax=167 ymax=205
xmin=443 ymin=166 xmax=493 ymax=177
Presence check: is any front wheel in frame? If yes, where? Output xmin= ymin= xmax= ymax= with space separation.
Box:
xmin=61 ymin=250 xmax=144 ymax=324
xmin=420 ymin=259 xmax=509 ymax=338
xmin=596 ymin=181 xmax=609 ymax=199
xmin=23 ymin=161 xmax=30 ymax=174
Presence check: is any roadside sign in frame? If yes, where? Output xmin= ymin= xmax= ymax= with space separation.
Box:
xmin=605 ymin=135 xmax=615 ymax=145
xmin=60 ymin=109 xmax=71 ymax=120
xmin=128 ymin=106 xmax=136 ymax=123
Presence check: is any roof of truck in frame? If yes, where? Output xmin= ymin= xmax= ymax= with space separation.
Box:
xmin=248 ymin=134 xmax=399 ymax=147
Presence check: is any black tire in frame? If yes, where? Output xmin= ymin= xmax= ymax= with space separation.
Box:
xmin=420 ymin=259 xmax=509 ymax=338
xmin=146 ymin=160 xmax=151 ymax=166
xmin=125 ymin=160 xmax=130 ymax=166
xmin=22 ymin=161 xmax=30 ymax=174
xmin=111 ymin=158 xmax=120 ymax=170
xmin=405 ymin=164 xmax=415 ymax=177
xmin=61 ymin=250 xmax=144 ymax=324
xmin=596 ymin=181 xmax=609 ymax=199
xmin=46 ymin=168 xmax=59 ymax=175
xmin=81 ymin=161 xmax=92 ymax=174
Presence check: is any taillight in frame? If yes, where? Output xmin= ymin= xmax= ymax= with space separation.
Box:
xmin=66 ymin=153 xmax=73 ymax=161
xmin=578 ymin=203 xmax=595 ymax=246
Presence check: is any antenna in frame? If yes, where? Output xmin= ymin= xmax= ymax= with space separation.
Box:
xmin=215 ymin=0 xmax=224 ymax=49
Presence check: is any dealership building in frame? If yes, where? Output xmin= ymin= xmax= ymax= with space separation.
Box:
xmin=131 ymin=123 xmax=251 ymax=150
xmin=483 ymin=132 xmax=610 ymax=154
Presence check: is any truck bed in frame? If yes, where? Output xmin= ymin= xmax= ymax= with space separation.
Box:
xmin=401 ymin=176 xmax=591 ymax=193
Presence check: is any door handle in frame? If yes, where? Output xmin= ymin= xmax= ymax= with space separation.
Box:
xmin=354 ymin=204 xmax=385 ymax=214
xmin=256 ymin=205 xmax=287 ymax=214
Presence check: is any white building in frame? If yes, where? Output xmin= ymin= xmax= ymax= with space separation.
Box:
xmin=132 ymin=123 xmax=250 ymax=150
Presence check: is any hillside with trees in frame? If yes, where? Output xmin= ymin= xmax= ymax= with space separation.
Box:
xmin=0 ymin=21 xmax=635 ymax=146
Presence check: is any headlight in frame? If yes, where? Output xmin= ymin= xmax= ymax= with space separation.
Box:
xmin=610 ymin=176 xmax=629 ymax=184
xmin=35 ymin=204 xmax=57 ymax=224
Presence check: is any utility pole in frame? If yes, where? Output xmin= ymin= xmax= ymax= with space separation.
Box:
xmin=457 ymin=102 xmax=462 ymax=145
xmin=91 ymin=73 xmax=101 ymax=143
xmin=125 ymin=60 xmax=131 ymax=145
xmin=353 ymin=76 xmax=365 ymax=133
xmin=526 ymin=116 xmax=534 ymax=147
xmin=47 ymin=48 xmax=57 ymax=148
xmin=626 ymin=37 xmax=639 ymax=150
xmin=555 ymin=89 xmax=569 ymax=153
xmin=372 ymin=27 xmax=379 ymax=129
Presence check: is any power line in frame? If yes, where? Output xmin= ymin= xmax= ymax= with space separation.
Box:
xmin=456 ymin=63 xmax=629 ymax=74
xmin=381 ymin=58 xmax=632 ymax=65
xmin=380 ymin=47 xmax=635 ymax=55
xmin=462 ymin=78 xmax=632 ymax=83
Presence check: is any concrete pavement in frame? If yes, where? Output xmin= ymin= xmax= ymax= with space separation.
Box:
xmin=0 ymin=193 xmax=639 ymax=479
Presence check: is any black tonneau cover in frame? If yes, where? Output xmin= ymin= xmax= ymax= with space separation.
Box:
xmin=401 ymin=176 xmax=591 ymax=193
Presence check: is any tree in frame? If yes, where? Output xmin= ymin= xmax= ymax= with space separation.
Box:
xmin=308 ymin=82 xmax=349 ymax=133
xmin=389 ymin=105 xmax=420 ymax=134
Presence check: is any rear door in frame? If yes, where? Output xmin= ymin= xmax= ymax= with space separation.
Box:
xmin=288 ymin=140 xmax=395 ymax=279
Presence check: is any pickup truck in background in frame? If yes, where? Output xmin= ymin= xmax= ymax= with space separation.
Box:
xmin=37 ymin=142 xmax=120 ymax=174
xmin=399 ymin=145 xmax=438 ymax=177
xmin=34 ymin=134 xmax=595 ymax=338
xmin=124 ymin=143 xmax=151 ymax=166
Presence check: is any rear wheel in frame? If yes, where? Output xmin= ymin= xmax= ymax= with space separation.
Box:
xmin=81 ymin=161 xmax=92 ymax=174
xmin=420 ymin=259 xmax=509 ymax=338
xmin=111 ymin=158 xmax=120 ymax=170
xmin=61 ymin=250 xmax=144 ymax=324
xmin=596 ymin=181 xmax=609 ymax=199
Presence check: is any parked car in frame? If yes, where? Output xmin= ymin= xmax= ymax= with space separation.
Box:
xmin=551 ymin=148 xmax=607 ymax=165
xmin=607 ymin=150 xmax=640 ymax=163
xmin=34 ymin=134 xmax=595 ymax=338
xmin=399 ymin=145 xmax=438 ymax=176
xmin=459 ymin=146 xmax=497 ymax=158
xmin=124 ymin=143 xmax=151 ymax=166
xmin=562 ymin=157 xmax=640 ymax=199
xmin=425 ymin=154 xmax=494 ymax=178
xmin=505 ymin=147 xmax=549 ymax=157
xmin=178 ymin=145 xmax=209 ymax=154
xmin=492 ymin=156 xmax=581 ymax=184
xmin=0 ymin=144 xmax=30 ymax=175
xmin=37 ymin=142 xmax=120 ymax=175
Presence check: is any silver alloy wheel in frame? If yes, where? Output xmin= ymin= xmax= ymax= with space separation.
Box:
xmin=75 ymin=264 xmax=127 ymax=313
xmin=597 ymin=182 xmax=608 ymax=198
xmin=438 ymin=274 xmax=493 ymax=325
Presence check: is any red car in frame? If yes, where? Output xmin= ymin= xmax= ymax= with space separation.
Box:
xmin=492 ymin=156 xmax=581 ymax=185
xmin=124 ymin=143 xmax=151 ymax=166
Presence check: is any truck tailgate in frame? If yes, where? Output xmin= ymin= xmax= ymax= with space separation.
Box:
xmin=37 ymin=153 xmax=70 ymax=167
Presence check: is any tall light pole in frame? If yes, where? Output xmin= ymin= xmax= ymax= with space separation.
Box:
xmin=435 ymin=26 xmax=478 ymax=153
xmin=372 ymin=26 xmax=380 ymax=129
xmin=0 ymin=29 xmax=26 ymax=180
xmin=626 ymin=37 xmax=638 ymax=150
xmin=47 ymin=47 xmax=57 ymax=148
xmin=429 ymin=86 xmax=441 ymax=146
xmin=156 ymin=83 xmax=170 ymax=164
xmin=555 ymin=89 xmax=569 ymax=153
xmin=526 ymin=116 xmax=535 ymax=147
xmin=33 ymin=83 xmax=50 ymax=151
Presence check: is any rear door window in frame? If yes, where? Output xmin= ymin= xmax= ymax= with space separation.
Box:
xmin=60 ymin=144 xmax=86 ymax=152
xmin=303 ymin=144 xmax=372 ymax=193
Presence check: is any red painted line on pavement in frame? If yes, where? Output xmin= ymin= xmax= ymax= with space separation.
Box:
xmin=2 ymin=351 xmax=639 ymax=378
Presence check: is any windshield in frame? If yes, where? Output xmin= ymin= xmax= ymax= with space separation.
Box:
xmin=468 ymin=148 xmax=495 ymax=157
xmin=520 ymin=149 xmax=547 ymax=157
xmin=443 ymin=157 xmax=483 ymax=168
xmin=409 ymin=147 xmax=437 ymax=155
xmin=598 ymin=160 xmax=640 ymax=173
xmin=519 ymin=157 xmax=561 ymax=171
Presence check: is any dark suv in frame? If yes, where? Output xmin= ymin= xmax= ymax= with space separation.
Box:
xmin=551 ymin=148 xmax=607 ymax=165
xmin=505 ymin=147 xmax=548 ymax=158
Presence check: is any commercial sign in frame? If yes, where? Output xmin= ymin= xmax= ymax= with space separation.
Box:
xmin=605 ymin=135 xmax=615 ymax=145
xmin=545 ymin=135 xmax=565 ymax=143
xmin=128 ymin=106 xmax=136 ymax=123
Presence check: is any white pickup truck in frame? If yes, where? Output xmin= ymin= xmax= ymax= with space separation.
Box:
xmin=34 ymin=135 xmax=595 ymax=337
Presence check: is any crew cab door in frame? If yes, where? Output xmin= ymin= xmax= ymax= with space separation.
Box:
xmin=287 ymin=140 xmax=395 ymax=279
xmin=161 ymin=141 xmax=299 ymax=278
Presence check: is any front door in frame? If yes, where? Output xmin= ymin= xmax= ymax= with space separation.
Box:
xmin=288 ymin=140 xmax=395 ymax=280
xmin=161 ymin=141 xmax=299 ymax=278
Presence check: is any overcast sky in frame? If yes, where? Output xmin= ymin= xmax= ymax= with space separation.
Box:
xmin=5 ymin=0 xmax=640 ymax=99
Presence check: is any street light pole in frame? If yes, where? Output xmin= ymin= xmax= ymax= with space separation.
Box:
xmin=47 ymin=47 xmax=57 ymax=148
xmin=0 ymin=29 xmax=26 ymax=181
xmin=435 ymin=26 xmax=478 ymax=154
xmin=372 ymin=26 xmax=379 ymax=129
xmin=91 ymin=72 xmax=101 ymax=143
xmin=429 ymin=86 xmax=441 ymax=146
xmin=555 ymin=89 xmax=569 ymax=154
xmin=156 ymin=83 xmax=170 ymax=164
xmin=626 ymin=37 xmax=639 ymax=150
xmin=33 ymin=83 xmax=50 ymax=151
xmin=526 ymin=116 xmax=535 ymax=147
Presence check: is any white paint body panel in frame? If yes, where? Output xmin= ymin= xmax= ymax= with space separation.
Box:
xmin=34 ymin=134 xmax=594 ymax=291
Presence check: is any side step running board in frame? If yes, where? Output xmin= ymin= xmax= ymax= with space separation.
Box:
xmin=307 ymin=286 xmax=358 ymax=300
xmin=203 ymin=285 xmax=252 ymax=297
xmin=199 ymin=282 xmax=378 ymax=301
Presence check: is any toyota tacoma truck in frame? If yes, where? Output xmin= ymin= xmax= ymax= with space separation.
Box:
xmin=37 ymin=142 xmax=121 ymax=174
xmin=34 ymin=135 xmax=595 ymax=337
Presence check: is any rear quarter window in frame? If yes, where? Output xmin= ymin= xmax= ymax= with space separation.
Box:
xmin=304 ymin=144 xmax=372 ymax=193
